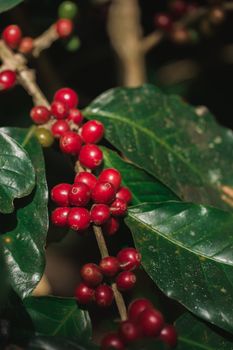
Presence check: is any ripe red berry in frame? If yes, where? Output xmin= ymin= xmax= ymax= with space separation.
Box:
xmin=0 ymin=70 xmax=16 ymax=91
xmin=56 ymin=19 xmax=73 ymax=38
xmin=74 ymin=171 xmax=97 ymax=191
xmin=60 ymin=131 xmax=82 ymax=155
xmin=116 ymin=271 xmax=136 ymax=292
xmin=128 ymin=299 xmax=153 ymax=321
xmin=2 ymin=25 xmax=22 ymax=48
xmin=51 ymin=100 xmax=69 ymax=119
xmin=67 ymin=207 xmax=90 ymax=231
xmin=99 ymin=257 xmax=120 ymax=277
xmin=81 ymin=263 xmax=103 ymax=287
xmin=110 ymin=198 xmax=127 ymax=217
xmin=95 ymin=284 xmax=114 ymax=307
xmin=101 ymin=333 xmax=125 ymax=350
xmin=54 ymin=87 xmax=78 ymax=109
xmin=138 ymin=308 xmax=164 ymax=337
xmin=79 ymin=144 xmax=103 ymax=169
xmin=90 ymin=204 xmax=110 ymax=225
xmin=51 ymin=120 xmax=70 ymax=138
xmin=30 ymin=106 xmax=51 ymax=125
xmin=169 ymin=0 xmax=187 ymax=17
xmin=51 ymin=207 xmax=70 ymax=227
xmin=117 ymin=248 xmax=141 ymax=271
xmin=67 ymin=108 xmax=83 ymax=125
xmin=102 ymin=217 xmax=120 ymax=236
xmin=51 ymin=183 xmax=71 ymax=206
xmin=116 ymin=187 xmax=132 ymax=204
xmin=98 ymin=168 xmax=122 ymax=191
xmin=19 ymin=36 xmax=34 ymax=54
xmin=118 ymin=321 xmax=141 ymax=343
xmin=81 ymin=120 xmax=104 ymax=144
xmin=154 ymin=13 xmax=173 ymax=31
xmin=75 ymin=283 xmax=95 ymax=304
xmin=92 ymin=182 xmax=115 ymax=204
xmin=160 ymin=325 xmax=177 ymax=347
xmin=69 ymin=182 xmax=91 ymax=207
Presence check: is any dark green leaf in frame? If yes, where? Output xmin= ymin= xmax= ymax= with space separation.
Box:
xmin=102 ymin=147 xmax=178 ymax=205
xmin=85 ymin=85 xmax=233 ymax=211
xmin=23 ymin=296 xmax=92 ymax=341
xmin=0 ymin=0 xmax=23 ymax=13
xmin=0 ymin=131 xmax=35 ymax=214
xmin=26 ymin=336 xmax=99 ymax=350
xmin=0 ymin=128 xmax=48 ymax=298
xmin=127 ymin=202 xmax=233 ymax=333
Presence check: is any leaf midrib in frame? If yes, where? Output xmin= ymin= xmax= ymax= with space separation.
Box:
xmin=179 ymin=336 xmax=219 ymax=350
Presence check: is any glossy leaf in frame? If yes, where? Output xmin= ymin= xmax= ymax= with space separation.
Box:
xmin=27 ymin=336 xmax=99 ymax=350
xmin=23 ymin=296 xmax=92 ymax=341
xmin=0 ymin=131 xmax=35 ymax=214
xmin=0 ymin=128 xmax=48 ymax=298
xmin=102 ymin=147 xmax=178 ymax=205
xmin=127 ymin=202 xmax=233 ymax=333
xmin=85 ymin=85 xmax=233 ymax=211
xmin=0 ymin=0 xmax=23 ymax=13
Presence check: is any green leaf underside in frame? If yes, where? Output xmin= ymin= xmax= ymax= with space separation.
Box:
xmin=85 ymin=85 xmax=233 ymax=211
xmin=23 ymin=297 xmax=92 ymax=341
xmin=102 ymin=147 xmax=179 ymax=206
xmin=0 ymin=0 xmax=23 ymax=13
xmin=127 ymin=202 xmax=233 ymax=333
xmin=0 ymin=131 xmax=35 ymax=214
xmin=0 ymin=128 xmax=48 ymax=298
xmin=27 ymin=336 xmax=98 ymax=350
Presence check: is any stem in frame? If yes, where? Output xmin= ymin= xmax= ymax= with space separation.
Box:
xmin=32 ymin=25 xmax=59 ymax=58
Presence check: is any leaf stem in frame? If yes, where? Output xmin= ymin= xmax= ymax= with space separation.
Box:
xmin=22 ymin=125 xmax=37 ymax=147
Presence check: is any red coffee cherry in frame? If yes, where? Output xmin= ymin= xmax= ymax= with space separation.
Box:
xmin=110 ymin=198 xmax=127 ymax=217
xmin=81 ymin=120 xmax=104 ymax=144
xmin=60 ymin=131 xmax=82 ymax=155
xmin=0 ymin=70 xmax=16 ymax=91
xmin=128 ymin=299 xmax=153 ymax=321
xmin=117 ymin=248 xmax=141 ymax=271
xmin=154 ymin=13 xmax=173 ymax=31
xmin=169 ymin=0 xmax=187 ymax=17
xmin=116 ymin=271 xmax=136 ymax=292
xmin=160 ymin=325 xmax=177 ymax=347
xmin=102 ymin=217 xmax=120 ymax=236
xmin=81 ymin=263 xmax=103 ymax=287
xmin=79 ymin=144 xmax=103 ymax=169
xmin=67 ymin=207 xmax=90 ymax=231
xmin=51 ymin=100 xmax=69 ymax=119
xmin=92 ymin=181 xmax=116 ymax=204
xmin=90 ymin=204 xmax=110 ymax=225
xmin=101 ymin=333 xmax=125 ymax=350
xmin=30 ymin=106 xmax=51 ymax=124
xmin=75 ymin=283 xmax=95 ymax=304
xmin=56 ymin=19 xmax=73 ymax=38
xmin=54 ymin=87 xmax=78 ymax=109
xmin=95 ymin=284 xmax=114 ymax=307
xmin=2 ymin=25 xmax=22 ymax=48
xmin=138 ymin=308 xmax=164 ymax=337
xmin=116 ymin=187 xmax=132 ymax=204
xmin=67 ymin=108 xmax=83 ymax=125
xmin=69 ymin=182 xmax=91 ymax=207
xmin=98 ymin=168 xmax=122 ymax=191
xmin=51 ymin=207 xmax=70 ymax=227
xmin=51 ymin=120 xmax=70 ymax=138
xmin=19 ymin=36 xmax=34 ymax=54
xmin=99 ymin=256 xmax=120 ymax=277
xmin=74 ymin=171 xmax=97 ymax=191
xmin=118 ymin=321 xmax=141 ymax=343
xmin=51 ymin=183 xmax=71 ymax=206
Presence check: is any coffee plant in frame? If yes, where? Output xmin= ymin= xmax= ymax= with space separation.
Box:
xmin=0 ymin=0 xmax=233 ymax=349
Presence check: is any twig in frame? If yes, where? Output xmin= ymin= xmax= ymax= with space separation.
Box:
xmin=32 ymin=24 xmax=59 ymax=58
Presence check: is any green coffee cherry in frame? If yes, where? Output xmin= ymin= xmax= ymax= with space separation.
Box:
xmin=36 ymin=127 xmax=54 ymax=148
xmin=58 ymin=1 xmax=78 ymax=20
xmin=66 ymin=36 xmax=81 ymax=52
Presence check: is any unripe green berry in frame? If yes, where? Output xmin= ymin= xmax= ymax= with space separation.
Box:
xmin=58 ymin=1 xmax=78 ymax=20
xmin=35 ymin=127 xmax=54 ymax=148
xmin=66 ymin=36 xmax=81 ymax=52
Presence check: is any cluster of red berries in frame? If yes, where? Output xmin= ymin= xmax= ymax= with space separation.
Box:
xmin=51 ymin=168 xmax=132 ymax=233
xmin=75 ymin=248 xmax=141 ymax=307
xmin=101 ymin=298 xmax=177 ymax=349
xmin=31 ymin=87 xmax=105 ymax=168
